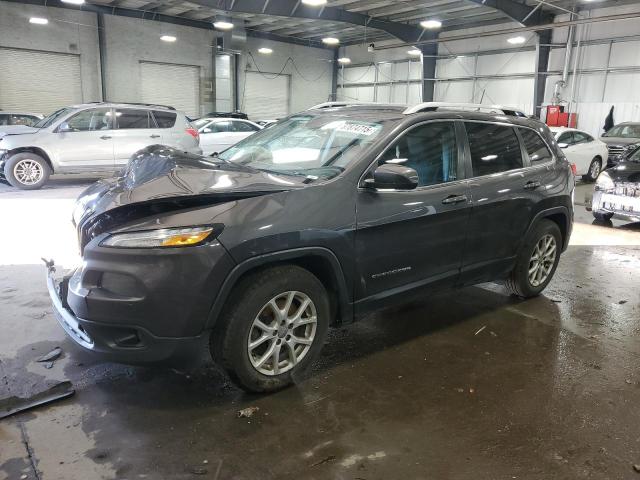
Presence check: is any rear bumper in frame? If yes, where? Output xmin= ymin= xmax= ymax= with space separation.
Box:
xmin=46 ymin=264 xmax=209 ymax=364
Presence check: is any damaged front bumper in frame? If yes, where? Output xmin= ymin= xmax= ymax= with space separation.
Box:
xmin=591 ymin=190 xmax=640 ymax=222
xmin=45 ymin=259 xmax=215 ymax=365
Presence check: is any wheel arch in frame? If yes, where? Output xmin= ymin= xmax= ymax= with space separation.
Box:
xmin=7 ymin=147 xmax=54 ymax=173
xmin=525 ymin=206 xmax=571 ymax=252
xmin=205 ymin=247 xmax=353 ymax=330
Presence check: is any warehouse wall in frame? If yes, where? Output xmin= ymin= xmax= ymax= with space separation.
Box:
xmin=0 ymin=1 xmax=101 ymax=108
xmin=101 ymin=15 xmax=216 ymax=116
xmin=545 ymin=4 xmax=640 ymax=137
xmin=238 ymin=37 xmax=334 ymax=116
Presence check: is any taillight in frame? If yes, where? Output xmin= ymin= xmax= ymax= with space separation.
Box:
xmin=570 ymin=163 xmax=577 ymax=176
xmin=186 ymin=127 xmax=199 ymax=140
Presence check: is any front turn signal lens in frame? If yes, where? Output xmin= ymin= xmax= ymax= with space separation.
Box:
xmin=101 ymin=226 xmax=214 ymax=248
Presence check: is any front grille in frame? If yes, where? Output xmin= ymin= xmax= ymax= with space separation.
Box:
xmin=614 ymin=182 xmax=640 ymax=198
xmin=607 ymin=145 xmax=626 ymax=157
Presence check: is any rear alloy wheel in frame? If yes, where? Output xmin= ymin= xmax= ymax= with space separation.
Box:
xmin=211 ymin=265 xmax=329 ymax=392
xmin=5 ymin=153 xmax=51 ymax=190
xmin=583 ymin=157 xmax=602 ymax=182
xmin=506 ymin=219 xmax=562 ymax=298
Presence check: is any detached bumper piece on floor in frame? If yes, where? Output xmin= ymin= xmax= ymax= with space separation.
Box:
xmin=0 ymin=381 xmax=75 ymax=419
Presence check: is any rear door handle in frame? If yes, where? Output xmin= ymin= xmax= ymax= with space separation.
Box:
xmin=442 ymin=194 xmax=468 ymax=205
xmin=100 ymin=135 xmax=111 ymax=140
xmin=150 ymin=134 xmax=161 ymax=139
xmin=524 ymin=180 xmax=541 ymax=190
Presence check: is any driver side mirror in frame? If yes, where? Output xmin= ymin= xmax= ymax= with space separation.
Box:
xmin=558 ymin=142 xmax=569 ymax=149
xmin=57 ymin=122 xmax=73 ymax=133
xmin=202 ymin=127 xmax=212 ymax=134
xmin=363 ymin=163 xmax=418 ymax=190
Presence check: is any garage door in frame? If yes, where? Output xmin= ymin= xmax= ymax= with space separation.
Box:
xmin=0 ymin=48 xmax=82 ymax=114
xmin=243 ymin=71 xmax=290 ymax=120
xmin=140 ymin=61 xmax=200 ymax=117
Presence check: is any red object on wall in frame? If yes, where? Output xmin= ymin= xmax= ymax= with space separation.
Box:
xmin=546 ymin=105 xmax=562 ymax=126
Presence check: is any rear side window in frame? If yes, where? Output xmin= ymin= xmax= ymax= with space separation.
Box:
xmin=519 ymin=129 xmax=553 ymax=163
xmin=153 ymin=110 xmax=177 ymax=128
xmin=232 ymin=121 xmax=259 ymax=132
xmin=116 ymin=109 xmax=151 ymax=129
xmin=379 ymin=121 xmax=459 ymax=187
xmin=573 ymin=131 xmax=593 ymax=144
xmin=465 ymin=123 xmax=523 ymax=176
xmin=0 ymin=114 xmax=8 ymax=126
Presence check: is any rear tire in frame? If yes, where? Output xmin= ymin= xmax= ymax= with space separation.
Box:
xmin=506 ymin=219 xmax=562 ymax=298
xmin=582 ymin=157 xmax=602 ymax=182
xmin=4 ymin=153 xmax=50 ymax=190
xmin=211 ymin=265 xmax=330 ymax=393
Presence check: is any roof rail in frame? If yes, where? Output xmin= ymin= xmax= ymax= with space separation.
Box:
xmin=404 ymin=102 xmax=527 ymax=117
xmin=117 ymin=102 xmax=176 ymax=111
xmin=308 ymin=101 xmax=404 ymax=110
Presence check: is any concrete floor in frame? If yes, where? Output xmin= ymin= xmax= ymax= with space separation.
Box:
xmin=1 ymin=177 xmax=640 ymax=480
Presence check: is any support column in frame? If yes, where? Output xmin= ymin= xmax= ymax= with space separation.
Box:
xmin=534 ymin=29 xmax=552 ymax=118
xmin=331 ymin=49 xmax=339 ymax=101
xmin=420 ymin=43 xmax=438 ymax=102
xmin=97 ymin=12 xmax=107 ymax=101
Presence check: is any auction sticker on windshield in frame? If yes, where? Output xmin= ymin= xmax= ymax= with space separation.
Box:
xmin=322 ymin=121 xmax=380 ymax=137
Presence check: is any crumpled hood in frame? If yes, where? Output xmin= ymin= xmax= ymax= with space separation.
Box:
xmin=74 ymin=145 xmax=306 ymax=226
xmin=600 ymin=136 xmax=640 ymax=146
xmin=0 ymin=125 xmax=39 ymax=138
xmin=605 ymin=162 xmax=640 ymax=183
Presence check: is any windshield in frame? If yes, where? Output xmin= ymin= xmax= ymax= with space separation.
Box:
xmin=604 ymin=124 xmax=640 ymax=138
xmin=218 ymin=115 xmax=384 ymax=180
xmin=34 ymin=107 xmax=74 ymax=129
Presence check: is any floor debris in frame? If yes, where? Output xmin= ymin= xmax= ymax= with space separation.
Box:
xmin=633 ymin=464 xmax=640 ymax=473
xmin=237 ymin=406 xmax=259 ymax=418
xmin=311 ymin=455 xmax=336 ymax=467
xmin=0 ymin=381 xmax=75 ymax=419
xmin=36 ymin=347 xmax=62 ymax=363
xmin=474 ymin=326 xmax=486 ymax=336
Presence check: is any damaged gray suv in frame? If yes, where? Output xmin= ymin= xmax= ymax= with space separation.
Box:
xmin=47 ymin=102 xmax=574 ymax=392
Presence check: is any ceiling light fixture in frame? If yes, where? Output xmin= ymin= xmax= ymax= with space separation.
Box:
xmin=213 ymin=20 xmax=234 ymax=30
xmin=160 ymin=35 xmax=177 ymax=42
xmin=420 ymin=19 xmax=442 ymax=29
xmin=322 ymin=37 xmax=340 ymax=45
xmin=507 ymin=36 xmax=526 ymax=44
xmin=258 ymin=47 xmax=273 ymax=54
xmin=301 ymin=0 xmax=328 ymax=5
xmin=408 ymin=48 xmax=422 ymax=56
xmin=337 ymin=57 xmax=351 ymax=64
xmin=29 ymin=17 xmax=49 ymax=25
xmin=61 ymin=0 xmax=85 ymax=4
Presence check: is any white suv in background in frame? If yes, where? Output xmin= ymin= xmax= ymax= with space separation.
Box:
xmin=0 ymin=102 xmax=201 ymax=190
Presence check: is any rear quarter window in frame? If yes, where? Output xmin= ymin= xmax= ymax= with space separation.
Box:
xmin=153 ymin=110 xmax=177 ymax=128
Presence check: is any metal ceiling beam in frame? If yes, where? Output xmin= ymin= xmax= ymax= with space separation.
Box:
xmin=4 ymin=0 xmax=330 ymax=49
xmin=464 ymin=0 xmax=552 ymax=26
xmin=185 ymin=0 xmax=429 ymax=43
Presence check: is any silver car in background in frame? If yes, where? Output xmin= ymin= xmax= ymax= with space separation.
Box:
xmin=0 ymin=111 xmax=44 ymax=138
xmin=0 ymin=102 xmax=201 ymax=190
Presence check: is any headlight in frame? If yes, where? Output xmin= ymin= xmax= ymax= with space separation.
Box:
xmin=101 ymin=226 xmax=215 ymax=248
xmin=595 ymin=173 xmax=614 ymax=191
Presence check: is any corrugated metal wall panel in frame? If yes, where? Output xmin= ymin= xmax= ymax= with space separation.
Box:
xmin=140 ymin=61 xmax=200 ymax=117
xmin=243 ymin=71 xmax=290 ymax=120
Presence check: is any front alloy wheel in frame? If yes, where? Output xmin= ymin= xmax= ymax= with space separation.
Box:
xmin=14 ymin=159 xmax=44 ymax=186
xmin=528 ymin=234 xmax=557 ymax=287
xmin=248 ymin=291 xmax=317 ymax=376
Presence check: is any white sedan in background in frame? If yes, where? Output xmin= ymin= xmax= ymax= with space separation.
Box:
xmin=193 ymin=117 xmax=262 ymax=156
xmin=550 ymin=127 xmax=609 ymax=181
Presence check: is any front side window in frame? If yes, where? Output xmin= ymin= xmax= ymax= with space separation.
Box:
xmin=557 ymin=132 xmax=574 ymax=145
xmin=378 ymin=122 xmax=458 ymax=187
xmin=465 ymin=123 xmax=523 ymax=176
xmin=219 ymin=115 xmax=385 ymax=181
xmin=211 ymin=121 xmax=232 ymax=133
xmin=116 ymin=109 xmax=151 ymax=129
xmin=65 ymin=108 xmax=113 ymax=132
xmin=232 ymin=121 xmax=259 ymax=132
xmin=520 ymin=129 xmax=553 ymax=163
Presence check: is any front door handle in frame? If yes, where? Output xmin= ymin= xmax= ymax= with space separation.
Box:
xmin=442 ymin=194 xmax=468 ymax=205
xmin=150 ymin=134 xmax=161 ymax=139
xmin=100 ymin=135 xmax=111 ymax=140
xmin=524 ymin=180 xmax=541 ymax=190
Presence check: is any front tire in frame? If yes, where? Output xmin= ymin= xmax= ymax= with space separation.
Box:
xmin=4 ymin=153 xmax=51 ymax=190
xmin=582 ymin=157 xmax=602 ymax=182
xmin=211 ymin=265 xmax=330 ymax=393
xmin=506 ymin=219 xmax=562 ymax=298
